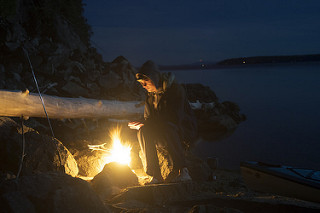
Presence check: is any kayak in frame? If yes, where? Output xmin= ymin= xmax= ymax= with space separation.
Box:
xmin=240 ymin=161 xmax=320 ymax=203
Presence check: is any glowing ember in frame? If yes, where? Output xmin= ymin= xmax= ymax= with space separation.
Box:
xmin=88 ymin=127 xmax=132 ymax=170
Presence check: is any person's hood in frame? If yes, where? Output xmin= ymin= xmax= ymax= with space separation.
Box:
xmin=136 ymin=60 xmax=161 ymax=88
xmin=160 ymin=72 xmax=175 ymax=92
xmin=136 ymin=60 xmax=175 ymax=92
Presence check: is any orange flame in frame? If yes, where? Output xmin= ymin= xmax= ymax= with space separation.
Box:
xmin=88 ymin=127 xmax=132 ymax=174
xmin=103 ymin=127 xmax=131 ymax=166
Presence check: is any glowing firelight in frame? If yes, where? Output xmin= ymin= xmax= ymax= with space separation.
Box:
xmin=104 ymin=130 xmax=131 ymax=166
xmin=88 ymin=127 xmax=132 ymax=170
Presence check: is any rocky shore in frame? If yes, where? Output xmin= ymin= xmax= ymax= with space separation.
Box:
xmin=2 ymin=1 xmax=318 ymax=212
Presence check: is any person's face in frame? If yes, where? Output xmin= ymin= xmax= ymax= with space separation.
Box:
xmin=138 ymin=78 xmax=157 ymax=92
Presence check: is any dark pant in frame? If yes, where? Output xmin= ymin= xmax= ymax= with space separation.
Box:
xmin=137 ymin=122 xmax=186 ymax=178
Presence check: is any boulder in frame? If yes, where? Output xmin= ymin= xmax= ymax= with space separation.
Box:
xmin=185 ymin=151 xmax=212 ymax=182
xmin=183 ymin=83 xmax=219 ymax=103
xmin=110 ymin=181 xmax=198 ymax=206
xmin=0 ymin=65 xmax=5 ymax=87
xmin=86 ymin=82 xmax=100 ymax=94
xmin=61 ymin=81 xmax=90 ymax=97
xmin=29 ymin=54 xmax=43 ymax=69
xmin=3 ymin=21 xmax=27 ymax=50
xmin=7 ymin=62 xmax=23 ymax=74
xmin=75 ymin=150 xmax=107 ymax=177
xmin=91 ymin=162 xmax=139 ymax=200
xmin=87 ymin=69 xmax=100 ymax=82
xmin=0 ymin=172 xmax=110 ymax=213
xmin=195 ymin=112 xmax=239 ymax=142
xmin=5 ymin=41 xmax=20 ymax=52
xmin=98 ymin=71 xmax=121 ymax=90
xmin=189 ymin=204 xmax=243 ymax=213
xmin=68 ymin=61 xmax=86 ymax=73
xmin=53 ymin=15 xmax=87 ymax=53
xmin=0 ymin=117 xmax=79 ymax=177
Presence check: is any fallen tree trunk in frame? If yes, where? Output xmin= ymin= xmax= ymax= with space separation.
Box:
xmin=0 ymin=89 xmax=215 ymax=120
xmin=0 ymin=90 xmax=144 ymax=119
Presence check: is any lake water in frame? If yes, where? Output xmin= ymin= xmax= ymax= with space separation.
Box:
xmin=169 ymin=62 xmax=320 ymax=170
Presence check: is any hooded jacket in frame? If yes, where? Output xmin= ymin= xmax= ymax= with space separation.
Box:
xmin=137 ymin=63 xmax=198 ymax=146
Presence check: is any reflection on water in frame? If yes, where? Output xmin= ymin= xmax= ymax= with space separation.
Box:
xmin=169 ymin=63 xmax=320 ymax=170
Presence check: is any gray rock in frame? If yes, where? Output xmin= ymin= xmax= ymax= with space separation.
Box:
xmin=1 ymin=191 xmax=36 ymax=213
xmin=110 ymin=56 xmax=137 ymax=87
xmin=54 ymin=43 xmax=72 ymax=57
xmin=61 ymin=81 xmax=90 ymax=97
xmin=7 ymin=63 xmax=23 ymax=74
xmin=5 ymin=41 xmax=20 ymax=51
xmin=38 ymin=40 xmax=54 ymax=55
xmin=4 ymin=78 xmax=19 ymax=90
xmin=84 ymin=59 xmax=96 ymax=72
xmin=0 ymin=65 xmax=5 ymax=87
xmin=0 ymin=117 xmax=79 ymax=177
xmin=86 ymin=82 xmax=100 ymax=93
xmin=54 ymin=16 xmax=86 ymax=53
xmin=29 ymin=54 xmax=43 ymax=69
xmin=68 ymin=61 xmax=86 ymax=74
xmin=189 ymin=204 xmax=243 ymax=213
xmin=5 ymin=21 xmax=27 ymax=45
xmin=186 ymin=151 xmax=212 ymax=182
xmin=76 ymin=150 xmax=107 ymax=177
xmin=47 ymin=55 xmax=67 ymax=68
xmin=0 ymin=64 xmax=5 ymax=74
xmin=91 ymin=162 xmax=139 ymax=200
xmin=195 ymin=112 xmax=238 ymax=142
xmin=0 ymin=81 xmax=5 ymax=88
xmin=13 ymin=73 xmax=21 ymax=82
xmin=98 ymin=71 xmax=121 ymax=89
xmin=183 ymin=83 xmax=219 ymax=103
xmin=110 ymin=181 xmax=198 ymax=205
xmin=0 ymin=172 xmax=110 ymax=213
xmin=87 ymin=69 xmax=100 ymax=81
xmin=68 ymin=75 xmax=82 ymax=84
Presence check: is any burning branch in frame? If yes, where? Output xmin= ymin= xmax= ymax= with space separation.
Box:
xmin=88 ymin=143 xmax=110 ymax=152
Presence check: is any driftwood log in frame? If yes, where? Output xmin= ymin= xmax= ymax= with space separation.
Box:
xmin=0 ymin=90 xmax=210 ymax=119
xmin=0 ymin=90 xmax=144 ymax=119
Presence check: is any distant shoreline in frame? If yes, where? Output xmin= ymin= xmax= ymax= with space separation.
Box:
xmin=159 ymin=54 xmax=320 ymax=71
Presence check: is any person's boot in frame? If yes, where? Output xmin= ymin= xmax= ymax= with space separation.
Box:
xmin=145 ymin=172 xmax=164 ymax=185
xmin=145 ymin=176 xmax=162 ymax=185
xmin=173 ymin=167 xmax=192 ymax=182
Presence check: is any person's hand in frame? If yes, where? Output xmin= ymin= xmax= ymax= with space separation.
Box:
xmin=128 ymin=121 xmax=144 ymax=130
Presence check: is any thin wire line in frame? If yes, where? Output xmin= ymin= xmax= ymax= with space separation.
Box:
xmin=16 ymin=116 xmax=25 ymax=179
xmin=22 ymin=47 xmax=55 ymax=138
xmin=23 ymin=47 xmax=63 ymax=169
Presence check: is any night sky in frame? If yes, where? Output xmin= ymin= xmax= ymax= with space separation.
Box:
xmin=83 ymin=0 xmax=320 ymax=66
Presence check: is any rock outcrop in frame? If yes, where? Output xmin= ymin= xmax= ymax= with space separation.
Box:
xmin=0 ymin=172 xmax=109 ymax=213
xmin=91 ymin=162 xmax=139 ymax=200
xmin=0 ymin=1 xmax=247 ymax=212
xmin=0 ymin=117 xmax=79 ymax=177
xmin=0 ymin=2 xmax=245 ymax=143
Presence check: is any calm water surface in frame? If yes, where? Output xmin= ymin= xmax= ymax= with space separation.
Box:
xmin=169 ymin=63 xmax=320 ymax=170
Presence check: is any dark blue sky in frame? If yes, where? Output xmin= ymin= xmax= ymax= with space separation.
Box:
xmin=83 ymin=0 xmax=320 ymax=66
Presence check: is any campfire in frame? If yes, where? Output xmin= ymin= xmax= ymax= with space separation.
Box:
xmin=87 ymin=126 xmax=151 ymax=185
xmin=88 ymin=127 xmax=132 ymax=173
